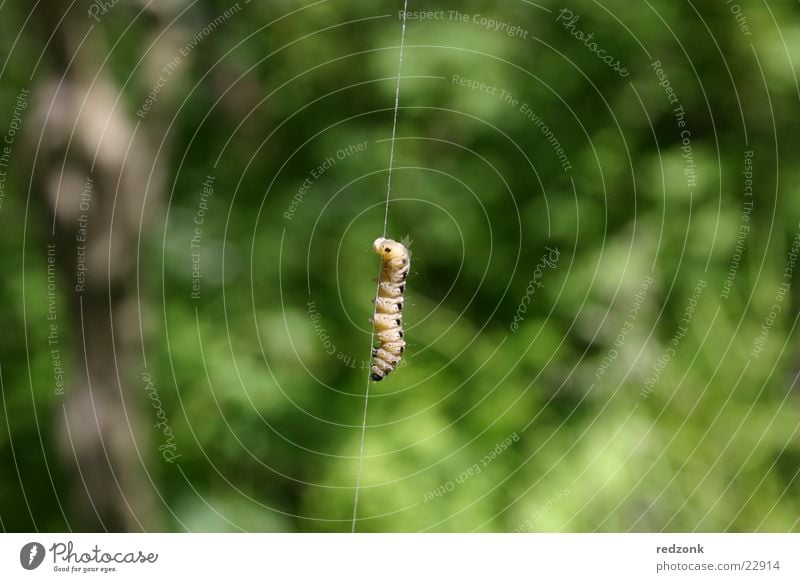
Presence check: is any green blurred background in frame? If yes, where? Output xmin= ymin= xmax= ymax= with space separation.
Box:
xmin=0 ymin=0 xmax=799 ymax=532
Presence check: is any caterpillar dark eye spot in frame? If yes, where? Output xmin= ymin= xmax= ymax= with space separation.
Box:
xmin=370 ymin=237 xmax=410 ymax=382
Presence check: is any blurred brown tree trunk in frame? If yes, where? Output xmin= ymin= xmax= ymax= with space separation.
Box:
xmin=26 ymin=0 xmax=186 ymax=531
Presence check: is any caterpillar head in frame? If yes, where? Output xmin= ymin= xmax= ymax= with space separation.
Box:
xmin=373 ymin=237 xmax=408 ymax=261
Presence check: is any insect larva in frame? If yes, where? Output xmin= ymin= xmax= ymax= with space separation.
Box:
xmin=370 ymin=237 xmax=410 ymax=381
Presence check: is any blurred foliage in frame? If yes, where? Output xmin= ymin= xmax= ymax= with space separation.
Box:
xmin=1 ymin=0 xmax=799 ymax=532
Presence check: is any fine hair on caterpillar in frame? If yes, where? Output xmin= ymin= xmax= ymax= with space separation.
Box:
xmin=370 ymin=237 xmax=410 ymax=381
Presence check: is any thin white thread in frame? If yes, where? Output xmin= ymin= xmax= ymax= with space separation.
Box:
xmin=351 ymin=0 xmax=409 ymax=533
xmin=381 ymin=0 xmax=409 ymax=238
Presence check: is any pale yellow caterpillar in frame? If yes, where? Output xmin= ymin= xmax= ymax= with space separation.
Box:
xmin=370 ymin=237 xmax=410 ymax=381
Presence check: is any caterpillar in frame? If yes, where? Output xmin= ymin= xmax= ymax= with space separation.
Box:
xmin=370 ymin=237 xmax=410 ymax=381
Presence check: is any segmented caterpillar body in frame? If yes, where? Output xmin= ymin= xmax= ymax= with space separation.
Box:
xmin=370 ymin=237 xmax=409 ymax=381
